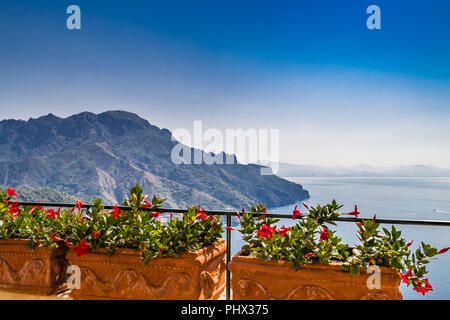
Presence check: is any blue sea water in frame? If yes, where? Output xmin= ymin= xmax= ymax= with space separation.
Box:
xmin=230 ymin=177 xmax=450 ymax=300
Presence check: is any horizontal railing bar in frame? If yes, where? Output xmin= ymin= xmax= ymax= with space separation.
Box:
xmin=13 ymin=202 xmax=450 ymax=227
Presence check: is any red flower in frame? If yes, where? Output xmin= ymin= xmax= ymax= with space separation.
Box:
xmin=151 ymin=211 xmax=161 ymax=220
xmin=141 ymin=200 xmax=152 ymax=209
xmin=92 ymin=231 xmax=101 ymax=238
xmin=278 ymin=225 xmax=289 ymax=237
xmin=413 ymin=278 xmax=433 ymax=296
xmin=8 ymin=202 xmax=20 ymax=215
xmin=401 ymin=269 xmax=413 ymax=284
xmin=45 ymin=208 xmax=60 ymax=219
xmin=400 ymin=274 xmax=408 ymax=284
xmin=75 ymin=200 xmax=85 ymax=210
xmin=305 ymin=253 xmax=314 ymax=258
xmin=292 ymin=205 xmax=302 ymax=220
xmin=196 ymin=208 xmax=209 ymax=221
xmin=109 ymin=204 xmax=123 ymax=219
xmin=49 ymin=233 xmax=59 ymax=239
xmin=159 ymin=247 xmax=164 ymax=255
xmin=29 ymin=204 xmax=44 ymax=214
xmin=346 ymin=205 xmax=360 ymax=218
xmin=198 ymin=212 xmax=208 ymax=221
xmin=257 ymin=224 xmax=276 ymax=240
xmin=438 ymin=247 xmax=450 ymax=254
xmin=406 ymin=240 xmax=414 ymax=247
xmin=170 ymin=212 xmax=173 ymax=220
xmin=74 ymin=240 xmax=91 ymax=257
xmin=7 ymin=188 xmax=17 ymax=197
xmin=226 ymin=227 xmax=236 ymax=231
xmin=320 ymin=227 xmax=329 ymax=241
xmin=302 ymin=202 xmax=309 ymax=210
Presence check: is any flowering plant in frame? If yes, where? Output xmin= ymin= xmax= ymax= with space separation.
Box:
xmin=0 ymin=185 xmax=223 ymax=265
xmin=236 ymin=200 xmax=449 ymax=296
xmin=0 ymin=187 xmax=63 ymax=249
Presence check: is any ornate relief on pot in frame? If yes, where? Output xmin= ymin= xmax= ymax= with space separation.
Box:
xmin=237 ymin=279 xmax=336 ymax=300
xmin=0 ymin=257 xmax=45 ymax=286
xmin=74 ymin=266 xmax=194 ymax=299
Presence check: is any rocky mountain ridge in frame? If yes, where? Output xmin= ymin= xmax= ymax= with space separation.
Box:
xmin=0 ymin=111 xmax=309 ymax=209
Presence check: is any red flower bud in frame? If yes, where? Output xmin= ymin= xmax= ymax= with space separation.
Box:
xmin=302 ymin=202 xmax=309 ymax=210
xmin=438 ymin=247 xmax=450 ymax=254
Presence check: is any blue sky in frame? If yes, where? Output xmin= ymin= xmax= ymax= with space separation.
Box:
xmin=0 ymin=0 xmax=449 ymax=167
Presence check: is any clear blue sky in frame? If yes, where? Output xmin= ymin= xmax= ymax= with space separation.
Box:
xmin=1 ymin=0 xmax=449 ymax=167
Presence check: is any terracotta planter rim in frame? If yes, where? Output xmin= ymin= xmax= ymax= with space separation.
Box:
xmin=0 ymin=238 xmax=46 ymax=247
xmin=0 ymin=238 xmax=32 ymax=245
xmin=0 ymin=238 xmax=69 ymax=249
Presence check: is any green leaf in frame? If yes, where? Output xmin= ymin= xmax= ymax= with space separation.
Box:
xmin=350 ymin=264 xmax=360 ymax=277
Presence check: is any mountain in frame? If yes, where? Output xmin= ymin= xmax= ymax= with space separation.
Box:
xmin=269 ymin=162 xmax=450 ymax=177
xmin=0 ymin=111 xmax=309 ymax=209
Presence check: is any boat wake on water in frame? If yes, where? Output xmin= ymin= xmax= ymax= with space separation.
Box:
xmin=433 ymin=209 xmax=450 ymax=214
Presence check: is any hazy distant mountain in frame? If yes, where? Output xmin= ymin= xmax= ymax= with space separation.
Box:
xmin=0 ymin=111 xmax=308 ymax=209
xmin=270 ymin=162 xmax=450 ymax=177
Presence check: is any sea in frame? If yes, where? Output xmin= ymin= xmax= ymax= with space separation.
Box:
xmin=229 ymin=177 xmax=450 ymax=300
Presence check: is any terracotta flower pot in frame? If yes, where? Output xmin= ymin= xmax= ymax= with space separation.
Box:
xmin=229 ymin=251 xmax=403 ymax=300
xmin=0 ymin=239 xmax=69 ymax=295
xmin=66 ymin=239 xmax=226 ymax=300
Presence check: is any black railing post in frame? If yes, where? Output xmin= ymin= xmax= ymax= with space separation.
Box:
xmin=226 ymin=213 xmax=232 ymax=300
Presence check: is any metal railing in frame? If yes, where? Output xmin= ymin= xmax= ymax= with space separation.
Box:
xmin=15 ymin=201 xmax=450 ymax=300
